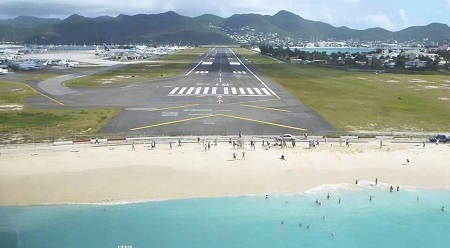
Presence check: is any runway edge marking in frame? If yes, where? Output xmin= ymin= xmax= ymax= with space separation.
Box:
xmin=228 ymin=48 xmax=280 ymax=99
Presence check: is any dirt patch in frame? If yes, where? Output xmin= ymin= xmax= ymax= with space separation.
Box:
xmin=410 ymin=79 xmax=427 ymax=83
xmin=438 ymin=97 xmax=449 ymax=101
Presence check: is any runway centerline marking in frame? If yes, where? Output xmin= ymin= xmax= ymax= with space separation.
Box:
xmin=22 ymin=83 xmax=65 ymax=106
xmin=240 ymin=104 xmax=292 ymax=113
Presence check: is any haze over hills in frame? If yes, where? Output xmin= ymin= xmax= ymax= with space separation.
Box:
xmin=0 ymin=10 xmax=449 ymax=45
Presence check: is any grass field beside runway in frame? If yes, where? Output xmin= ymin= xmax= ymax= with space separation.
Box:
xmin=66 ymin=48 xmax=211 ymax=88
xmin=0 ymin=82 xmax=122 ymax=142
xmin=238 ymin=48 xmax=450 ymax=132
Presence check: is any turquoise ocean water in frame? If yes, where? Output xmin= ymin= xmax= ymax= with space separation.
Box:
xmin=1 ymin=187 xmax=449 ymax=248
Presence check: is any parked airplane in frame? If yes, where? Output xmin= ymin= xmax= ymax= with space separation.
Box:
xmin=96 ymin=43 xmax=151 ymax=60
xmin=58 ymin=59 xmax=80 ymax=67
xmin=14 ymin=60 xmax=50 ymax=71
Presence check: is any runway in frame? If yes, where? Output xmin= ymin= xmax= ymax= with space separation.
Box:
xmin=26 ymin=47 xmax=336 ymax=136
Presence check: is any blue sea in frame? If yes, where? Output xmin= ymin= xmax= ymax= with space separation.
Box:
xmin=291 ymin=47 xmax=375 ymax=54
xmin=1 ymin=187 xmax=449 ymax=248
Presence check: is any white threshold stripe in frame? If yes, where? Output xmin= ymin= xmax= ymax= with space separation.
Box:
xmin=203 ymin=87 xmax=209 ymax=94
xmin=253 ymin=88 xmax=262 ymax=95
xmin=194 ymin=87 xmax=202 ymax=95
xmin=228 ymin=48 xmax=278 ymax=97
xmin=239 ymin=88 xmax=246 ymax=95
xmin=261 ymin=88 xmax=271 ymax=95
xmin=186 ymin=87 xmax=195 ymax=94
xmin=246 ymin=88 xmax=254 ymax=95
xmin=178 ymin=87 xmax=187 ymax=94
xmin=211 ymin=87 xmax=217 ymax=94
xmin=224 ymin=87 xmax=229 ymax=94
xmin=169 ymin=87 xmax=179 ymax=95
xmin=231 ymin=87 xmax=237 ymax=94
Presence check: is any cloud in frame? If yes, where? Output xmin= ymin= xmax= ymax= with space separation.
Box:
xmin=399 ymin=9 xmax=411 ymax=28
xmin=364 ymin=14 xmax=396 ymax=30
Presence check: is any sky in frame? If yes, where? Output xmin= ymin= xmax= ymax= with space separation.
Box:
xmin=0 ymin=0 xmax=449 ymax=31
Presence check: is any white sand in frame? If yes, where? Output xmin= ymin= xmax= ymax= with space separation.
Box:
xmin=0 ymin=139 xmax=449 ymax=206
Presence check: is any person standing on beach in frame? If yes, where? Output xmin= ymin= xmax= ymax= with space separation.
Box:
xmin=178 ymin=138 xmax=181 ymax=147
xmin=423 ymin=142 xmax=426 ymax=148
xmin=229 ymin=138 xmax=232 ymax=145
xmin=197 ymin=136 xmax=200 ymax=144
xmin=242 ymin=151 xmax=245 ymax=160
xmin=233 ymin=152 xmax=236 ymax=160
xmin=390 ymin=186 xmax=393 ymax=192
xmin=132 ymin=142 xmax=135 ymax=151
xmin=280 ymin=155 xmax=286 ymax=161
xmin=380 ymin=140 xmax=383 ymax=149
xmin=397 ymin=186 xmax=400 ymax=191
xmin=375 ymin=177 xmax=378 ymax=185
xmin=169 ymin=141 xmax=172 ymax=149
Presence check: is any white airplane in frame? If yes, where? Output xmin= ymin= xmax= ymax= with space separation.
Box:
xmin=0 ymin=68 xmax=8 ymax=75
xmin=58 ymin=59 xmax=80 ymax=67
xmin=97 ymin=43 xmax=150 ymax=59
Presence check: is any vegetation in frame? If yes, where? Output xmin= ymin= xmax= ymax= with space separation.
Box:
xmin=0 ymin=82 xmax=122 ymax=142
xmin=238 ymin=48 xmax=450 ymax=132
xmin=1 ymin=11 xmax=450 ymax=44
xmin=66 ymin=48 xmax=210 ymax=87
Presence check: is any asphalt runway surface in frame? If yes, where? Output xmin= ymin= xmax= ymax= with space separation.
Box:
xmin=24 ymin=47 xmax=336 ymax=136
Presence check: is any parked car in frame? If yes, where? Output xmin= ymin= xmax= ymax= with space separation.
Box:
xmin=276 ymin=134 xmax=296 ymax=142
xmin=429 ymin=134 xmax=450 ymax=143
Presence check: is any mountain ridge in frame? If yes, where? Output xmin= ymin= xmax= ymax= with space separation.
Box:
xmin=0 ymin=10 xmax=449 ymax=45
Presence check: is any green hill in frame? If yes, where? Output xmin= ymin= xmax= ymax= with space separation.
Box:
xmin=0 ymin=10 xmax=449 ymax=45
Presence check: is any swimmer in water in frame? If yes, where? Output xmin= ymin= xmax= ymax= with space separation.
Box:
xmin=265 ymin=194 xmax=268 ymax=199
xmin=338 ymin=198 xmax=341 ymax=204
xmin=315 ymin=199 xmax=319 ymax=204
xmin=322 ymin=216 xmax=326 ymax=221
xmin=307 ymin=225 xmax=311 ymax=229
xmin=281 ymin=220 xmax=284 ymax=225
xmin=442 ymin=207 xmax=445 ymax=212
xmin=332 ymin=232 xmax=335 ymax=237
xmin=299 ymin=223 xmax=303 ymax=227
xmin=369 ymin=195 xmax=373 ymax=201
xmin=327 ymin=193 xmax=331 ymax=200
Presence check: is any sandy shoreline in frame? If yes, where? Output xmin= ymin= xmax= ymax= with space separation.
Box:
xmin=1 ymin=138 xmax=449 ymax=206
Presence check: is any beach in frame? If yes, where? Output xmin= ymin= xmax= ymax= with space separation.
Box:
xmin=1 ymin=138 xmax=449 ymax=206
